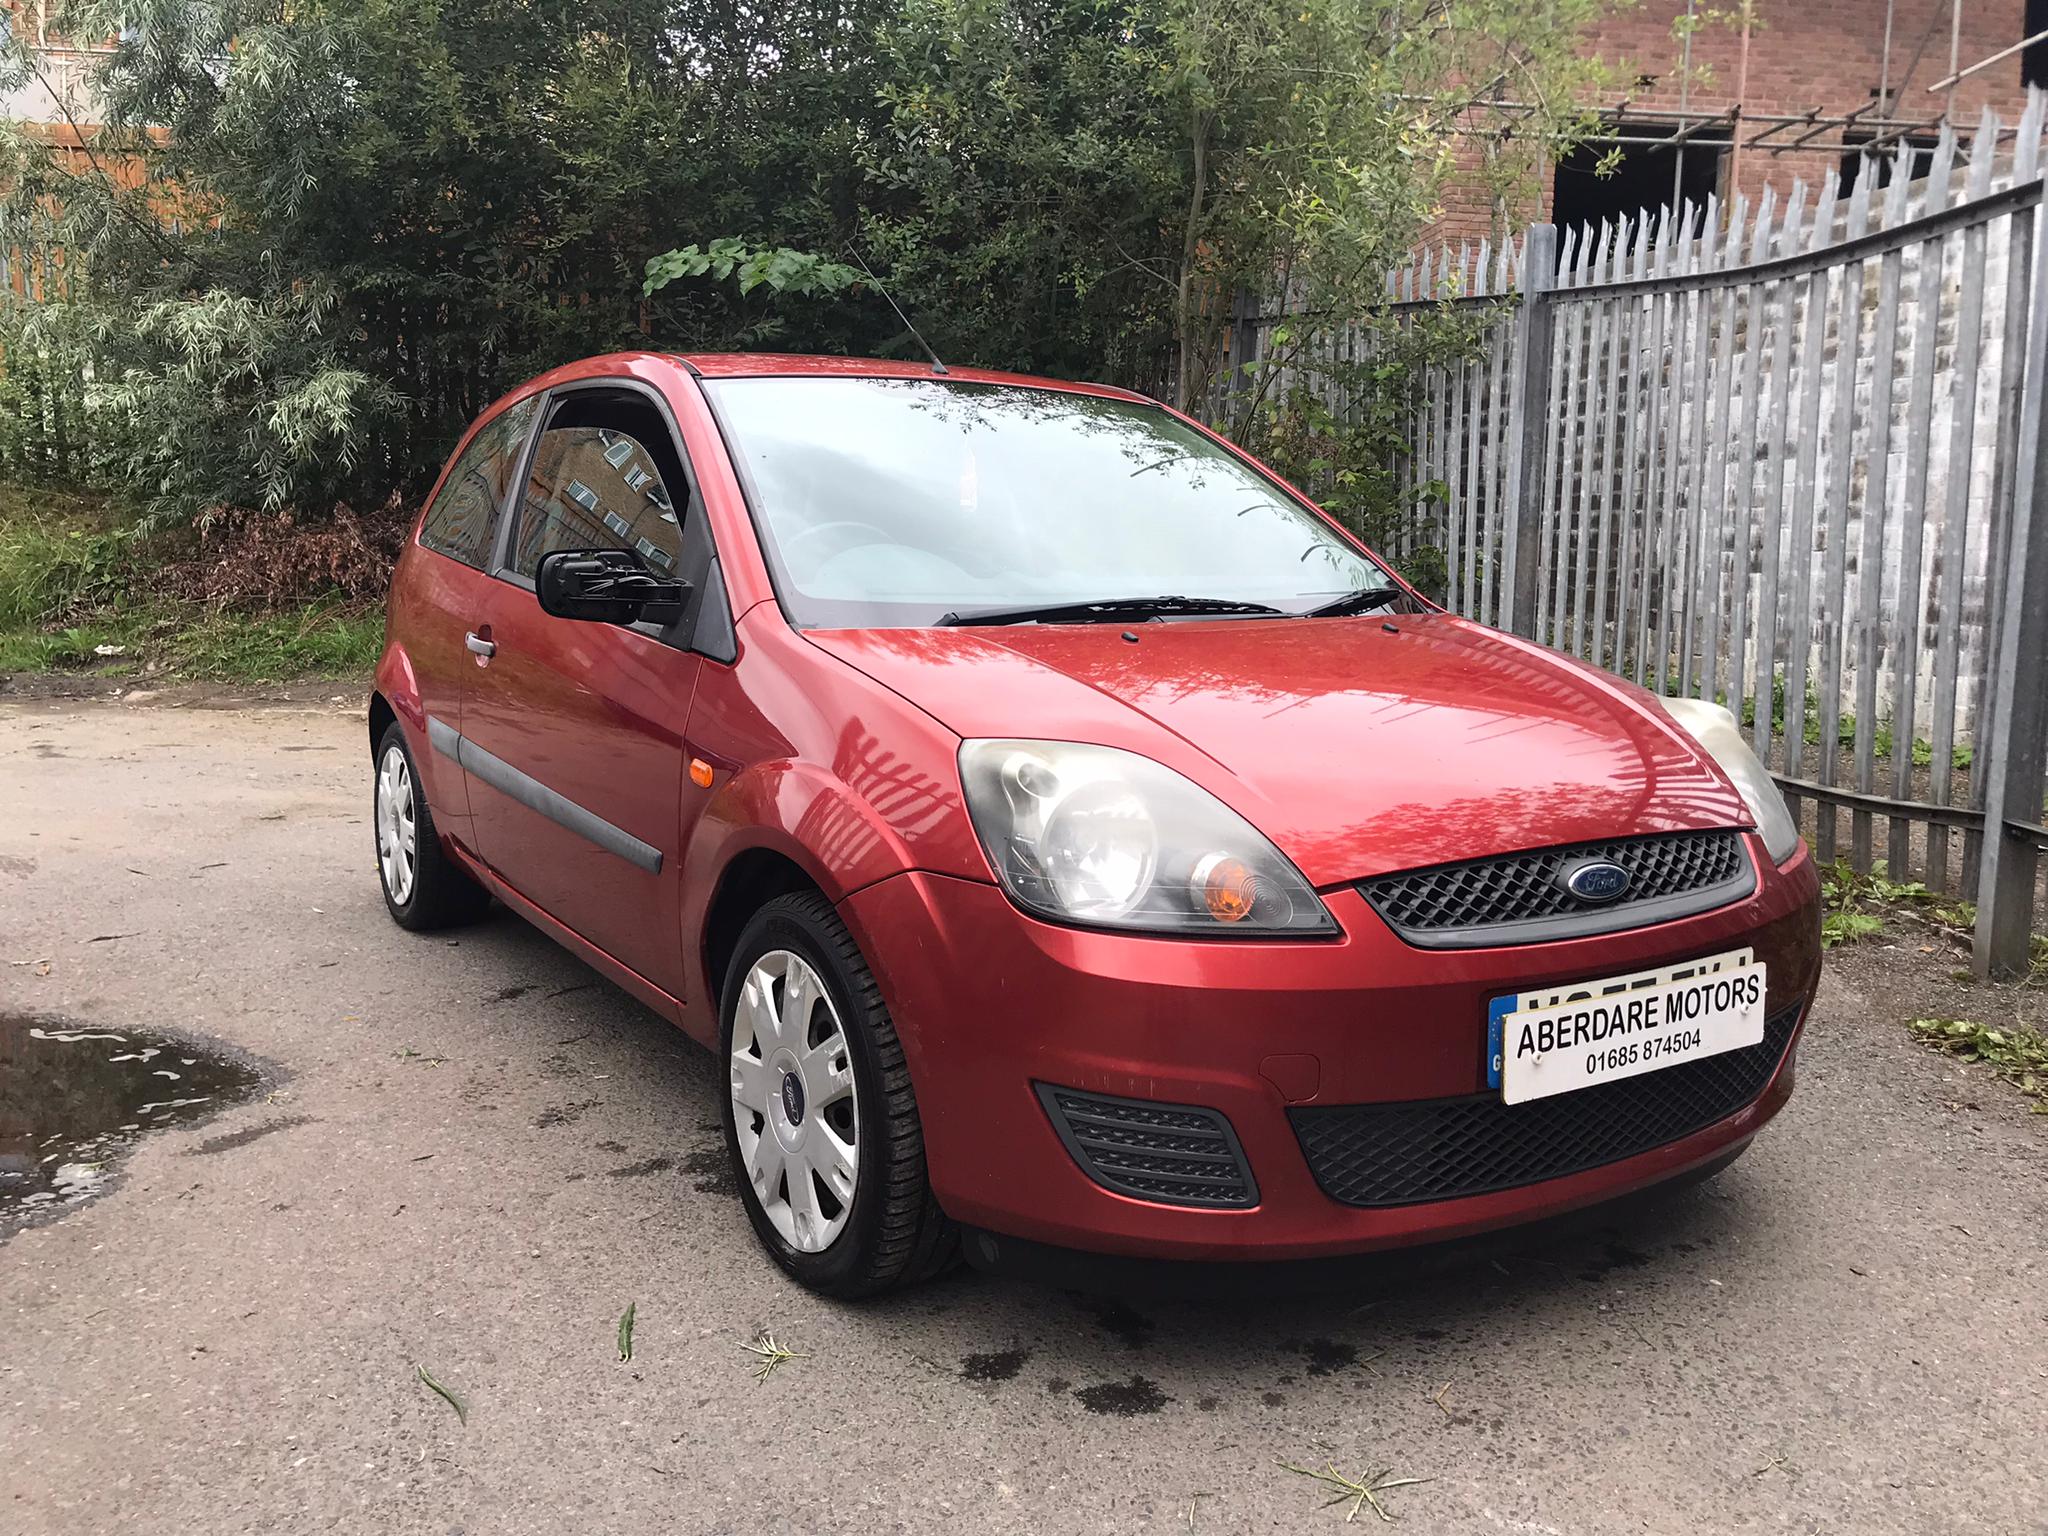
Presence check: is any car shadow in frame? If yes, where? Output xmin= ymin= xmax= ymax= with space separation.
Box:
xmin=451 ymin=908 xmax=1772 ymax=1420
xmin=907 ymin=1177 xmax=1762 ymax=1422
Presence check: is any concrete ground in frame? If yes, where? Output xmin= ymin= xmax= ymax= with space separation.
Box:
xmin=3 ymin=695 xmax=2045 ymax=1536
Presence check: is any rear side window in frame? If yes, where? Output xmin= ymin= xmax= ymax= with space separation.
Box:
xmin=505 ymin=395 xmax=690 ymax=580
xmin=418 ymin=398 xmax=539 ymax=568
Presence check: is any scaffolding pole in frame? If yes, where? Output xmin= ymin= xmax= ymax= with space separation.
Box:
xmin=1927 ymin=27 xmax=2048 ymax=97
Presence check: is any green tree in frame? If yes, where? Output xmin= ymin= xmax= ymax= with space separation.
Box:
xmin=873 ymin=0 xmax=1616 ymax=417
xmin=0 ymin=0 xmax=897 ymax=520
xmin=859 ymin=0 xmax=1183 ymax=383
xmin=0 ymin=0 xmax=1624 ymax=528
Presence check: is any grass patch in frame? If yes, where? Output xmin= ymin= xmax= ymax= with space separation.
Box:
xmin=0 ymin=600 xmax=383 ymax=681
xmin=165 ymin=602 xmax=384 ymax=679
xmin=0 ymin=613 xmax=151 ymax=672
xmin=1820 ymin=860 xmax=1891 ymax=950
xmin=1720 ymin=673 xmax=1974 ymax=772
xmin=0 ymin=485 xmax=135 ymax=629
xmin=1909 ymin=1018 xmax=2048 ymax=1111
xmin=1 ymin=481 xmax=386 ymax=683
xmin=1818 ymin=858 xmax=1977 ymax=950
xmin=1823 ymin=907 xmax=1883 ymax=949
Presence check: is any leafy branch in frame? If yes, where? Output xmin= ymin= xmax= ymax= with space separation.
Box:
xmin=644 ymin=240 xmax=863 ymax=301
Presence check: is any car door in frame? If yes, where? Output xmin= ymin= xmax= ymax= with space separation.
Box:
xmin=403 ymin=395 xmax=542 ymax=854
xmin=456 ymin=380 xmax=723 ymax=998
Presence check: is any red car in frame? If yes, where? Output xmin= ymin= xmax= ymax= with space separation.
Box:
xmin=370 ymin=351 xmax=1821 ymax=1297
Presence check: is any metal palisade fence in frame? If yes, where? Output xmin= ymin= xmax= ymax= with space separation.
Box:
xmin=1227 ymin=94 xmax=2048 ymax=977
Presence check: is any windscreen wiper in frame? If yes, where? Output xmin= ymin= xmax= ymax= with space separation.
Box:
xmin=1304 ymin=586 xmax=1403 ymax=618
xmin=935 ymin=595 xmax=1287 ymax=627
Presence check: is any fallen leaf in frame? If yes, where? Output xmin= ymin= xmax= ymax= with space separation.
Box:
xmin=415 ymin=1363 xmax=467 ymax=1425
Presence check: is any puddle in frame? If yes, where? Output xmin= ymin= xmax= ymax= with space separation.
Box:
xmin=1 ymin=1012 xmax=264 ymax=1231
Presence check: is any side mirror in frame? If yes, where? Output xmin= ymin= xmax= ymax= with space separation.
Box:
xmin=536 ymin=549 xmax=689 ymax=628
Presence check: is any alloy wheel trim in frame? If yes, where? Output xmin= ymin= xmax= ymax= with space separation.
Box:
xmin=376 ymin=744 xmax=418 ymax=906
xmin=729 ymin=948 xmax=861 ymax=1254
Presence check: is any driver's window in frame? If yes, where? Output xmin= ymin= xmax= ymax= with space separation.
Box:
xmin=507 ymin=396 xmax=687 ymax=582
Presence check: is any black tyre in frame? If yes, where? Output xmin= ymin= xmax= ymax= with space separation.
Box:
xmin=718 ymin=891 xmax=956 ymax=1297
xmin=373 ymin=720 xmax=491 ymax=931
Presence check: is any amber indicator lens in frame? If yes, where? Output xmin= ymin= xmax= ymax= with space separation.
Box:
xmin=1195 ymin=854 xmax=1258 ymax=923
xmin=689 ymin=758 xmax=715 ymax=788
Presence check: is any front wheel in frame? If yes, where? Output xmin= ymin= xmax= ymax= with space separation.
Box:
xmin=719 ymin=892 xmax=955 ymax=1297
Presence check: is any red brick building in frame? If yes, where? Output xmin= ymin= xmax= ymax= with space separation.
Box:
xmin=1434 ymin=0 xmax=2045 ymax=245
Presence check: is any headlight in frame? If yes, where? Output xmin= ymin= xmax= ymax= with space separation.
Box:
xmin=957 ymin=740 xmax=1336 ymax=935
xmin=1662 ymin=698 xmax=1800 ymax=864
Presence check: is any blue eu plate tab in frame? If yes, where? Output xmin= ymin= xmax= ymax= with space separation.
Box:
xmin=1486 ymin=994 xmax=1515 ymax=1090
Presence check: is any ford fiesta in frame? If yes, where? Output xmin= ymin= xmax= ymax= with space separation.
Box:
xmin=369 ymin=351 xmax=1821 ymax=1297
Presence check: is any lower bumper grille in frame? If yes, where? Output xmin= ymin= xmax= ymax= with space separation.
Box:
xmin=1290 ymin=1003 xmax=1803 ymax=1209
xmin=1037 ymin=1084 xmax=1258 ymax=1208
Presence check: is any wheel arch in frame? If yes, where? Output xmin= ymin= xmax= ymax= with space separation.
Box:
xmin=368 ymin=691 xmax=398 ymax=760
xmin=701 ymin=845 xmax=829 ymax=1016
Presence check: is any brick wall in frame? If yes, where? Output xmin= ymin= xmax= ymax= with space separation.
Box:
xmin=1430 ymin=0 xmax=2035 ymax=247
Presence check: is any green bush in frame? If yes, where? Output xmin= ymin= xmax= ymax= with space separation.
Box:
xmin=0 ymin=0 xmax=1621 ymax=529
xmin=1238 ymin=308 xmax=1500 ymax=593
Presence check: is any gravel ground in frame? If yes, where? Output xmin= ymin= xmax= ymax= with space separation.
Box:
xmin=3 ymin=696 xmax=2045 ymax=1536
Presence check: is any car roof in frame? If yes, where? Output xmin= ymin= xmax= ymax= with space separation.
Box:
xmin=676 ymin=352 xmax=1156 ymax=404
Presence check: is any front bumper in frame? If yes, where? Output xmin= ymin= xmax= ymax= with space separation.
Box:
xmin=841 ymin=838 xmax=1821 ymax=1262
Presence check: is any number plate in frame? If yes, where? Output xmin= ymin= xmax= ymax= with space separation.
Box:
xmin=1486 ymin=948 xmax=1767 ymax=1107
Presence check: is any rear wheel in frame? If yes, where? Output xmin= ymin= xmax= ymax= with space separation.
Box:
xmin=719 ymin=891 xmax=956 ymax=1296
xmin=374 ymin=721 xmax=490 ymax=931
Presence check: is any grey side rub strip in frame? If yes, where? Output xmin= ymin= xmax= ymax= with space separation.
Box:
xmin=427 ymin=714 xmax=462 ymax=762
xmin=424 ymin=713 xmax=663 ymax=874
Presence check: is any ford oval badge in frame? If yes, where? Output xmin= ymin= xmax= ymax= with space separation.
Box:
xmin=1561 ymin=858 xmax=1631 ymax=904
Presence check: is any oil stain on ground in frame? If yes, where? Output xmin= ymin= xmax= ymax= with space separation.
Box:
xmin=960 ymin=1349 xmax=1031 ymax=1383
xmin=533 ymin=1100 xmax=600 ymax=1128
xmin=1578 ymin=1240 xmax=1654 ymax=1283
xmin=683 ymin=1145 xmax=737 ymax=1196
xmin=1 ymin=1012 xmax=263 ymax=1231
xmin=1072 ymin=1376 xmax=1169 ymax=1416
xmin=1283 ymin=1338 xmax=1362 ymax=1376
xmin=605 ymin=1156 xmax=674 ymax=1179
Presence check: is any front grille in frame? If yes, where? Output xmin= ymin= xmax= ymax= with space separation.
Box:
xmin=1358 ymin=829 xmax=1753 ymax=948
xmin=1290 ymin=1003 xmax=1801 ymax=1208
xmin=1037 ymin=1085 xmax=1258 ymax=1208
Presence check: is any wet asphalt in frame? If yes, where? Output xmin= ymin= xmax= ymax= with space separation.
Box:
xmin=2 ymin=697 xmax=2045 ymax=1535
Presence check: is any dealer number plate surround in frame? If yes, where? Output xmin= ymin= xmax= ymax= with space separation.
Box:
xmin=1485 ymin=948 xmax=1766 ymax=1107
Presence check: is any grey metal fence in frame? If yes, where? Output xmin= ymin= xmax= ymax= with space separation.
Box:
xmin=1228 ymin=94 xmax=2048 ymax=977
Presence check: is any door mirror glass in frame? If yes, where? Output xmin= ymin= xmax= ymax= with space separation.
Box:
xmin=536 ymin=548 xmax=690 ymax=628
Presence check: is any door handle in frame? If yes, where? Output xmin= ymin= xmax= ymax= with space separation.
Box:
xmin=465 ymin=631 xmax=496 ymax=658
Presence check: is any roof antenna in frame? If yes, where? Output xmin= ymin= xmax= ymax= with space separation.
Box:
xmin=846 ymin=245 xmax=948 ymax=375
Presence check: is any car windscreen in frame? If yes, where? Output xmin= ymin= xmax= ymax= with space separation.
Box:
xmin=702 ymin=376 xmax=1395 ymax=628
